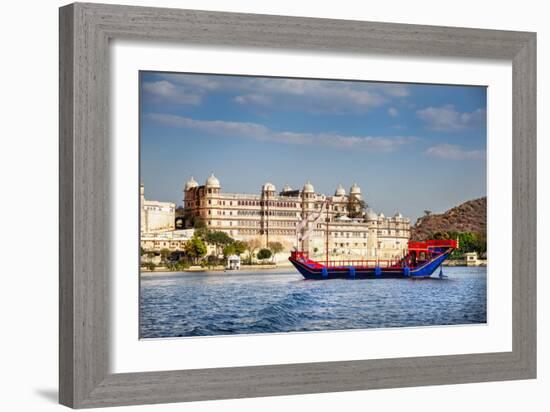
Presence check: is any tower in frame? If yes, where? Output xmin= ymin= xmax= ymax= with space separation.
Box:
xmin=261 ymin=182 xmax=276 ymax=246
xmin=300 ymin=181 xmax=315 ymax=253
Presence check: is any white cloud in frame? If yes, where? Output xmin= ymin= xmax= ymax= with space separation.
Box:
xmin=234 ymin=94 xmax=271 ymax=106
xmin=425 ymin=144 xmax=485 ymax=160
xmin=417 ymin=105 xmax=485 ymax=132
xmin=231 ymin=78 xmax=389 ymax=113
xmin=146 ymin=113 xmax=417 ymax=152
xmin=388 ymin=107 xmax=399 ymax=117
xmin=142 ymin=80 xmax=201 ymax=105
xmin=147 ymin=74 xmax=411 ymax=114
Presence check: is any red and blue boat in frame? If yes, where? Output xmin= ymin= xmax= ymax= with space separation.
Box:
xmin=289 ymin=239 xmax=458 ymax=280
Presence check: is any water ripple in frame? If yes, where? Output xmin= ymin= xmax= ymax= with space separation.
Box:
xmin=140 ymin=267 xmax=487 ymax=338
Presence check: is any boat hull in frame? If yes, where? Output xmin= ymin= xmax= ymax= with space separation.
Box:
xmin=289 ymin=251 xmax=451 ymax=280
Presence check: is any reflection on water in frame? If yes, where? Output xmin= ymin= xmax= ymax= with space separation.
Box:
xmin=139 ymin=266 xmax=487 ymax=338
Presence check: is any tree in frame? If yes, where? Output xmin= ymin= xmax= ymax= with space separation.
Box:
xmin=432 ymin=231 xmax=449 ymax=240
xmin=184 ymin=235 xmax=207 ymax=263
xmin=233 ymin=240 xmax=247 ymax=255
xmin=443 ymin=231 xmax=487 ymax=259
xmin=223 ymin=243 xmax=236 ymax=258
xmin=268 ymin=241 xmax=284 ymax=255
xmin=205 ymin=231 xmax=235 ymax=257
xmin=192 ymin=216 xmax=206 ymax=229
xmin=347 ymin=196 xmax=366 ymax=218
xmin=423 ymin=210 xmax=432 ymax=216
xmin=257 ymin=248 xmax=272 ymax=261
xmin=159 ymin=248 xmax=171 ymax=261
xmin=244 ymin=238 xmax=262 ymax=264
xmin=140 ymin=246 xmax=146 ymax=256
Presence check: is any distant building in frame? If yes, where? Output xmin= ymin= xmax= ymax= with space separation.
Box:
xmin=465 ymin=252 xmax=479 ymax=266
xmin=182 ymin=174 xmax=410 ymax=260
xmin=140 ymin=229 xmax=195 ymax=252
xmin=140 ymin=184 xmax=176 ymax=233
xmin=226 ymin=255 xmax=241 ymax=270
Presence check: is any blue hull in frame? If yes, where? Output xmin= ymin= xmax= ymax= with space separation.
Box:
xmin=289 ymin=251 xmax=451 ymax=280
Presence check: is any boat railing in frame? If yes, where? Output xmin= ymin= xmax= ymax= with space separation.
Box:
xmin=324 ymin=259 xmax=402 ymax=268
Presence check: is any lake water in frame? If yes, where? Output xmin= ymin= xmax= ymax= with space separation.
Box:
xmin=140 ymin=266 xmax=487 ymax=338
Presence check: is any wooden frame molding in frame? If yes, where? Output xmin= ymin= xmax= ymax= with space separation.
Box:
xmin=59 ymin=2 xmax=536 ymax=408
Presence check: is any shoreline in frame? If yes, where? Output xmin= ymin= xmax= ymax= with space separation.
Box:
xmin=141 ymin=262 xmax=293 ymax=275
xmin=141 ymin=259 xmax=486 ymax=275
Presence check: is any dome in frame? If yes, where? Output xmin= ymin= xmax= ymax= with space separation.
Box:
xmin=262 ymin=182 xmax=276 ymax=192
xmin=184 ymin=176 xmax=198 ymax=191
xmin=394 ymin=212 xmax=403 ymax=219
xmin=302 ymin=181 xmax=315 ymax=193
xmin=334 ymin=184 xmax=346 ymax=196
xmin=365 ymin=208 xmax=378 ymax=221
xmin=350 ymin=182 xmax=361 ymax=194
xmin=378 ymin=212 xmax=385 ymax=219
xmin=205 ymin=173 xmax=220 ymax=188
xmin=282 ymin=184 xmax=293 ymax=192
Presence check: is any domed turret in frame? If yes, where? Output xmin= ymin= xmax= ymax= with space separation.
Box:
xmin=302 ymin=181 xmax=315 ymax=193
xmin=394 ymin=212 xmax=403 ymax=219
xmin=334 ymin=184 xmax=346 ymax=197
xmin=184 ymin=176 xmax=198 ymax=191
xmin=378 ymin=212 xmax=385 ymax=219
xmin=282 ymin=184 xmax=293 ymax=192
xmin=350 ymin=182 xmax=361 ymax=195
xmin=205 ymin=173 xmax=220 ymax=188
xmin=365 ymin=208 xmax=378 ymax=221
xmin=262 ymin=182 xmax=276 ymax=192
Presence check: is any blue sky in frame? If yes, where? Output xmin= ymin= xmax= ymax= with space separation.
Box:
xmin=140 ymin=71 xmax=486 ymax=222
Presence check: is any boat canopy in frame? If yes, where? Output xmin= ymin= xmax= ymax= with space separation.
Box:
xmin=407 ymin=239 xmax=458 ymax=252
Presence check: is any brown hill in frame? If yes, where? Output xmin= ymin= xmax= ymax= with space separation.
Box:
xmin=411 ymin=197 xmax=486 ymax=241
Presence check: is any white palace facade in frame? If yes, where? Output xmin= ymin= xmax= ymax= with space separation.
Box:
xmin=182 ymin=174 xmax=411 ymax=260
xmin=140 ymin=184 xmax=176 ymax=233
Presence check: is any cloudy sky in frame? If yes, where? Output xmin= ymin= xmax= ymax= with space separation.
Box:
xmin=140 ymin=71 xmax=486 ymax=221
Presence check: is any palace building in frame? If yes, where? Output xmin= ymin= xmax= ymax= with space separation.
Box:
xmin=140 ymin=184 xmax=176 ymax=233
xmin=182 ymin=174 xmax=411 ymax=260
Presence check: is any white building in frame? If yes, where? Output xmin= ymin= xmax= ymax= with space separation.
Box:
xmin=140 ymin=184 xmax=176 ymax=233
xmin=182 ymin=174 xmax=410 ymax=260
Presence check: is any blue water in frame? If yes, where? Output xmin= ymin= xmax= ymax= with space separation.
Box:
xmin=139 ymin=266 xmax=486 ymax=338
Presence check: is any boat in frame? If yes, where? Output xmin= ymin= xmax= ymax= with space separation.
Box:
xmin=289 ymin=239 xmax=458 ymax=280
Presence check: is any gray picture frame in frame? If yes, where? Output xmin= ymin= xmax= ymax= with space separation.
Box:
xmin=59 ymin=2 xmax=536 ymax=408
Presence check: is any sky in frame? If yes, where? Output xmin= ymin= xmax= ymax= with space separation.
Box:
xmin=140 ymin=71 xmax=487 ymax=222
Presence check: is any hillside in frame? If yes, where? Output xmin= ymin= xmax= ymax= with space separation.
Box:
xmin=411 ymin=197 xmax=486 ymax=241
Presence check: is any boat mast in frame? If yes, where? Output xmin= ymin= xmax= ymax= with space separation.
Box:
xmin=325 ymin=199 xmax=330 ymax=267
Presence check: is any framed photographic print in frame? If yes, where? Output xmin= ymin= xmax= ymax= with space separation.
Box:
xmin=59 ymin=2 xmax=536 ymax=408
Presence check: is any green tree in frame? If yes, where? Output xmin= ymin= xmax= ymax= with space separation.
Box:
xmin=244 ymin=238 xmax=262 ymax=264
xmin=159 ymin=248 xmax=171 ymax=261
xmin=205 ymin=231 xmax=234 ymax=255
xmin=206 ymin=254 xmax=221 ymax=268
xmin=233 ymin=240 xmax=247 ymax=255
xmin=444 ymin=231 xmax=487 ymax=259
xmin=184 ymin=235 xmax=207 ymax=264
xmin=192 ymin=216 xmax=206 ymax=229
xmin=257 ymin=248 xmax=272 ymax=261
xmin=223 ymin=243 xmax=236 ymax=258
xmin=140 ymin=246 xmax=146 ymax=256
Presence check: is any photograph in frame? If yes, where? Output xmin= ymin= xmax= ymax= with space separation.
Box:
xmin=139 ymin=71 xmax=488 ymax=339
